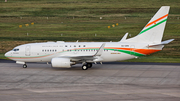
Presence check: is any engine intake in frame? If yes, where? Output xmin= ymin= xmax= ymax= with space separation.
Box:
xmin=51 ymin=58 xmax=73 ymax=68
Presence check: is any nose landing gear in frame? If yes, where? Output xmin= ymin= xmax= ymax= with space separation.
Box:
xmin=23 ymin=64 xmax=27 ymax=68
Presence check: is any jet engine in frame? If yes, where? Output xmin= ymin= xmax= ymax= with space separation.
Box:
xmin=51 ymin=58 xmax=74 ymax=68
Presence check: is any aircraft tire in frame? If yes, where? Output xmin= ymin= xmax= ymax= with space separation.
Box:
xmin=87 ymin=63 xmax=92 ymax=68
xmin=82 ymin=65 xmax=88 ymax=70
xmin=23 ymin=64 xmax=27 ymax=68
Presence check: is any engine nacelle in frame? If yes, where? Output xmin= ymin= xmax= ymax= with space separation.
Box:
xmin=51 ymin=58 xmax=72 ymax=68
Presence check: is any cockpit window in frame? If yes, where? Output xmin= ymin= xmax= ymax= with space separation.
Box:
xmin=13 ymin=49 xmax=19 ymax=51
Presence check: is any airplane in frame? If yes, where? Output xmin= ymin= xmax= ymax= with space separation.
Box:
xmin=5 ymin=6 xmax=174 ymax=70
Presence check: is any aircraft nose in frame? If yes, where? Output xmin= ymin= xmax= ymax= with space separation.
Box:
xmin=5 ymin=51 xmax=11 ymax=57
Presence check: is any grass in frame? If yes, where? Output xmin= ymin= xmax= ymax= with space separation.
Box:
xmin=0 ymin=0 xmax=180 ymax=62
xmin=0 ymin=54 xmax=6 ymax=60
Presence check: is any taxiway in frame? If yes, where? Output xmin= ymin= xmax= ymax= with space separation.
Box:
xmin=0 ymin=60 xmax=180 ymax=101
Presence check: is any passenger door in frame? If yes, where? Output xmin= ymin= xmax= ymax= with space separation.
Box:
xmin=25 ymin=45 xmax=31 ymax=56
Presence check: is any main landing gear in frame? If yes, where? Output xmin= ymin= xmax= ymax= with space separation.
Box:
xmin=82 ymin=63 xmax=92 ymax=70
xmin=23 ymin=64 xmax=27 ymax=68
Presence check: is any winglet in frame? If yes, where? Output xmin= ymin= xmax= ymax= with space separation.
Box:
xmin=94 ymin=43 xmax=105 ymax=56
xmin=119 ymin=32 xmax=128 ymax=42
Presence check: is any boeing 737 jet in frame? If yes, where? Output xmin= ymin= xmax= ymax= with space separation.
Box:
xmin=5 ymin=6 xmax=174 ymax=70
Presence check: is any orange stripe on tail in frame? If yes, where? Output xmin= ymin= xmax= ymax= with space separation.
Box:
xmin=145 ymin=14 xmax=168 ymax=28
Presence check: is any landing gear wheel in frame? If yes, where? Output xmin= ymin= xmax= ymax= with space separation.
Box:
xmin=87 ymin=63 xmax=92 ymax=68
xmin=82 ymin=65 xmax=88 ymax=70
xmin=23 ymin=64 xmax=27 ymax=68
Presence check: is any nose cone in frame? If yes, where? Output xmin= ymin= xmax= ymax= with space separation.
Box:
xmin=5 ymin=51 xmax=11 ymax=58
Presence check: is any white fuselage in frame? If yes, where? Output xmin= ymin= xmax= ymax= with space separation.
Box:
xmin=5 ymin=41 xmax=162 ymax=63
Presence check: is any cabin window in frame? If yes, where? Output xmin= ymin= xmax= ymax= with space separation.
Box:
xmin=65 ymin=45 xmax=67 ymax=47
xmin=83 ymin=45 xmax=86 ymax=47
xmin=79 ymin=45 xmax=81 ymax=47
xmin=74 ymin=45 xmax=76 ymax=47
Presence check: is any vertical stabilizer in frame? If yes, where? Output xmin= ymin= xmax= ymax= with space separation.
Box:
xmin=125 ymin=6 xmax=170 ymax=44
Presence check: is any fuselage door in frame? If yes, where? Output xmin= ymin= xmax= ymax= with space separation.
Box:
xmin=25 ymin=45 xmax=31 ymax=56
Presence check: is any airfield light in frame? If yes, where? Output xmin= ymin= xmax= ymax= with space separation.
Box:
xmin=19 ymin=25 xmax=22 ymax=28
xmin=25 ymin=24 xmax=29 ymax=27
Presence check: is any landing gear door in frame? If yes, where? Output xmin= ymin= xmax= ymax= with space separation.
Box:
xmin=25 ymin=45 xmax=31 ymax=56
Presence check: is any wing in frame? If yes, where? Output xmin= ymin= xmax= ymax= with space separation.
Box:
xmin=58 ymin=43 xmax=106 ymax=62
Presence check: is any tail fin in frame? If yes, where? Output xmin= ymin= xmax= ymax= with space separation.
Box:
xmin=125 ymin=6 xmax=170 ymax=43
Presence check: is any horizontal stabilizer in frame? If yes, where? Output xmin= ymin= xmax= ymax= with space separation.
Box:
xmin=148 ymin=39 xmax=174 ymax=47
